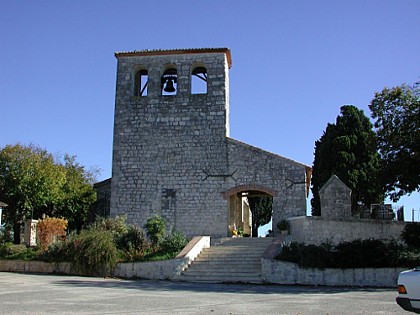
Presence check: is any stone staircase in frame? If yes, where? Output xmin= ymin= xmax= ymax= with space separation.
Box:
xmin=174 ymin=237 xmax=273 ymax=283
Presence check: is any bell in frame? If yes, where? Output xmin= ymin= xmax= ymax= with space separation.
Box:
xmin=164 ymin=79 xmax=175 ymax=93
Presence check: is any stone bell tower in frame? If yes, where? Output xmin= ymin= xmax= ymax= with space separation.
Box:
xmin=111 ymin=48 xmax=233 ymax=237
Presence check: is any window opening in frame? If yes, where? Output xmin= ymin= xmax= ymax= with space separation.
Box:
xmin=134 ymin=69 xmax=148 ymax=96
xmin=191 ymin=67 xmax=207 ymax=94
xmin=161 ymin=68 xmax=177 ymax=95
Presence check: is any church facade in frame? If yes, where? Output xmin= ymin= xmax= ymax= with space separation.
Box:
xmin=110 ymin=48 xmax=310 ymax=238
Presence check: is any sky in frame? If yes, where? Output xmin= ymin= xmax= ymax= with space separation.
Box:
xmin=1 ymin=1 xmax=419 ymax=222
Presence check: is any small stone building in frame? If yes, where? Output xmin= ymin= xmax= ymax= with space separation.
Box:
xmin=109 ymin=48 xmax=311 ymax=238
xmin=319 ymin=175 xmax=352 ymax=218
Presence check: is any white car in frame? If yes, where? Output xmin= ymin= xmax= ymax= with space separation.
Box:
xmin=397 ymin=267 xmax=420 ymax=313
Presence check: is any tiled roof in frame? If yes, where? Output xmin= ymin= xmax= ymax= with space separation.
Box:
xmin=115 ymin=48 xmax=232 ymax=68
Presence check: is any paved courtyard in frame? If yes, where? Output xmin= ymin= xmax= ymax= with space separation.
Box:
xmin=0 ymin=272 xmax=403 ymax=314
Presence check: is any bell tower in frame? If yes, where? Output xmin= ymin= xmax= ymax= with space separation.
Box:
xmin=111 ymin=48 xmax=232 ymax=237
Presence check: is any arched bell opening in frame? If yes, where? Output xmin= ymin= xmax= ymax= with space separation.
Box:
xmin=161 ymin=67 xmax=178 ymax=96
xmin=191 ymin=65 xmax=207 ymax=94
xmin=133 ymin=67 xmax=148 ymax=96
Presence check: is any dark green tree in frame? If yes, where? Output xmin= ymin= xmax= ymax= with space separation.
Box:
xmin=248 ymin=196 xmax=272 ymax=237
xmin=369 ymin=82 xmax=420 ymax=201
xmin=311 ymin=105 xmax=382 ymax=216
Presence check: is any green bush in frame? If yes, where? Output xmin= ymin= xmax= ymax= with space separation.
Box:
xmin=334 ymin=239 xmax=391 ymax=268
xmin=71 ymin=228 xmax=119 ymax=276
xmin=144 ymin=215 xmax=166 ymax=246
xmin=0 ymin=242 xmax=37 ymax=260
xmin=3 ymin=214 xmax=188 ymax=268
xmin=401 ymin=223 xmax=420 ymax=248
xmin=0 ymin=226 xmax=12 ymax=244
xmin=116 ymin=225 xmax=149 ymax=262
xmin=276 ymin=239 xmax=418 ymax=269
xmin=159 ymin=230 xmax=188 ymax=255
xmin=299 ymin=244 xmax=329 ymax=269
xmin=91 ymin=215 xmax=128 ymax=239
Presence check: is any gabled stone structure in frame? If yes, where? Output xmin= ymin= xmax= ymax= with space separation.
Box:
xmin=110 ymin=48 xmax=310 ymax=238
xmin=319 ymin=174 xmax=352 ymax=218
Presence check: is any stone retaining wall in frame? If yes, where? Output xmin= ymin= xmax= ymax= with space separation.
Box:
xmin=0 ymin=260 xmax=76 ymax=275
xmin=0 ymin=236 xmax=210 ymax=280
xmin=289 ymin=216 xmax=405 ymax=245
xmin=262 ymin=258 xmax=404 ymax=287
xmin=114 ymin=236 xmax=210 ymax=279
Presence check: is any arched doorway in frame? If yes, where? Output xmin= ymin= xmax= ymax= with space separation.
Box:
xmin=223 ymin=185 xmax=278 ymax=237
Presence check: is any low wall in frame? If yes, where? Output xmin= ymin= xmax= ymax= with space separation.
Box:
xmin=289 ymin=216 xmax=405 ymax=245
xmin=0 ymin=260 xmax=76 ymax=275
xmin=114 ymin=236 xmax=210 ymax=279
xmin=0 ymin=236 xmax=211 ymax=280
xmin=262 ymin=258 xmax=404 ymax=287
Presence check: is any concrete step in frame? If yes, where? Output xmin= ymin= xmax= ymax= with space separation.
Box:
xmin=177 ymin=275 xmax=263 ymax=284
xmin=176 ymin=237 xmax=273 ymax=284
xmin=185 ymin=264 xmax=261 ymax=272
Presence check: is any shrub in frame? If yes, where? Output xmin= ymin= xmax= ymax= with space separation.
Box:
xmin=144 ymin=215 xmax=166 ymax=246
xmin=277 ymin=242 xmax=329 ymax=269
xmin=90 ymin=215 xmax=128 ymax=239
xmin=276 ymin=239 xmax=416 ymax=269
xmin=333 ymin=239 xmax=389 ymax=268
xmin=38 ymin=238 xmax=72 ymax=262
xmin=0 ymin=242 xmax=37 ymax=260
xmin=71 ymin=228 xmax=119 ymax=276
xmin=401 ymin=223 xmax=420 ymax=248
xmin=0 ymin=225 xmax=12 ymax=244
xmin=117 ymin=225 xmax=149 ymax=262
xmin=36 ymin=217 xmax=68 ymax=251
xmin=159 ymin=230 xmax=188 ymax=255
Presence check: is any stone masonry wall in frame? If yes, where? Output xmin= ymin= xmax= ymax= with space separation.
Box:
xmin=226 ymin=138 xmax=308 ymax=236
xmin=111 ymin=50 xmax=231 ymax=238
xmin=110 ymin=49 xmax=310 ymax=238
xmin=320 ymin=175 xmax=352 ymax=218
xmin=288 ymin=216 xmax=405 ymax=245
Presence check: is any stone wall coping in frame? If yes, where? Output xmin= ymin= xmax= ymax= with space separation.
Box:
xmin=175 ymin=236 xmax=210 ymax=263
xmin=288 ymin=215 xmax=405 ymax=226
xmin=115 ymin=48 xmax=232 ymax=68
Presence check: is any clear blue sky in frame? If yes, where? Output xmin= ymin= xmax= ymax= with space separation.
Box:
xmin=1 ymin=1 xmax=419 ymax=220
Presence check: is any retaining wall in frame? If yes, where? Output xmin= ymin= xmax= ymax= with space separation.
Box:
xmin=262 ymin=258 xmax=404 ymax=287
xmin=0 ymin=236 xmax=210 ymax=280
xmin=114 ymin=236 xmax=210 ymax=279
xmin=289 ymin=216 xmax=405 ymax=245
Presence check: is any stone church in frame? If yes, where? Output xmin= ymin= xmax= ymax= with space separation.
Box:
xmin=99 ymin=48 xmax=311 ymax=238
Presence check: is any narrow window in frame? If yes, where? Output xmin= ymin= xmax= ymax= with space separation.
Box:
xmin=134 ymin=69 xmax=148 ymax=96
xmin=191 ymin=67 xmax=207 ymax=94
xmin=161 ymin=68 xmax=177 ymax=96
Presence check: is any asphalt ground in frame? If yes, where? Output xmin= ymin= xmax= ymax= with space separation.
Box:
xmin=0 ymin=272 xmax=404 ymax=315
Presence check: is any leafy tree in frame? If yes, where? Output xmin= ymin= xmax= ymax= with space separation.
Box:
xmin=248 ymin=195 xmax=272 ymax=237
xmin=369 ymin=82 xmax=420 ymax=201
xmin=311 ymin=105 xmax=382 ymax=216
xmin=0 ymin=144 xmax=65 ymax=244
xmin=0 ymin=144 xmax=97 ymax=243
xmin=56 ymin=155 xmax=97 ymax=231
